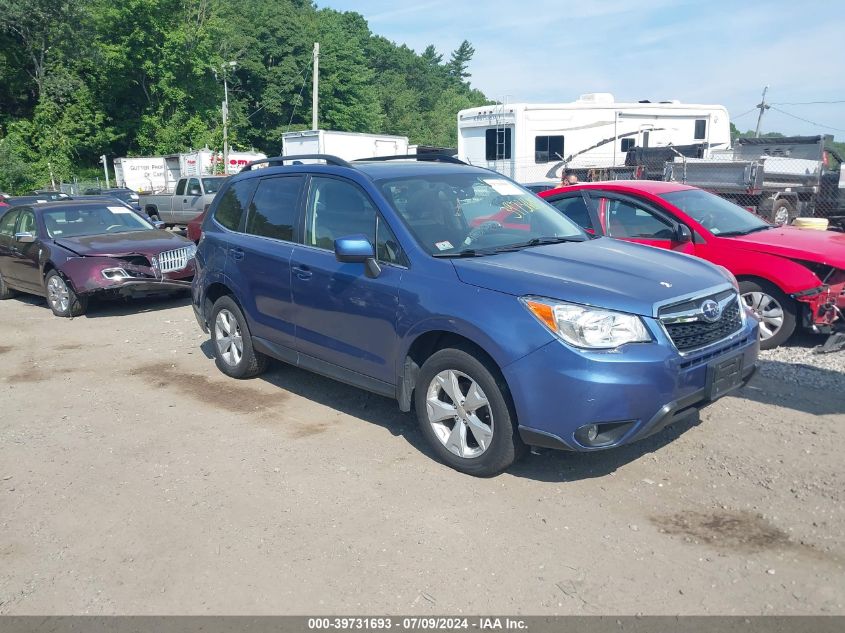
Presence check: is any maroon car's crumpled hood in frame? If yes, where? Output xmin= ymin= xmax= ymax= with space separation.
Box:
xmin=728 ymin=226 xmax=845 ymax=268
xmin=54 ymin=230 xmax=193 ymax=258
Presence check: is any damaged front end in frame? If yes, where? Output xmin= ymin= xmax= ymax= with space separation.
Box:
xmin=59 ymin=249 xmax=195 ymax=298
xmin=794 ymin=264 xmax=845 ymax=335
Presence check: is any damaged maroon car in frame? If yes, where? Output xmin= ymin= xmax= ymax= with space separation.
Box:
xmin=0 ymin=200 xmax=196 ymax=317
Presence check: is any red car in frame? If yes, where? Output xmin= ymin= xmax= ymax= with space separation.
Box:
xmin=533 ymin=181 xmax=845 ymax=349
xmin=186 ymin=210 xmax=206 ymax=243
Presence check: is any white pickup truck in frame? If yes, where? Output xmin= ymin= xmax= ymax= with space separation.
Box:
xmin=139 ymin=176 xmax=226 ymax=226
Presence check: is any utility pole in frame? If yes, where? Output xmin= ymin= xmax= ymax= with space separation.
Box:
xmin=219 ymin=60 xmax=237 ymax=175
xmin=754 ymin=85 xmax=770 ymax=138
xmin=312 ymin=42 xmax=320 ymax=131
xmin=100 ymin=154 xmax=110 ymax=189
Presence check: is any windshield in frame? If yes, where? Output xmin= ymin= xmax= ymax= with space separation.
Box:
xmin=43 ymin=205 xmax=154 ymax=238
xmin=202 ymin=178 xmax=225 ymax=194
xmin=660 ymin=189 xmax=770 ymax=236
xmin=377 ymin=173 xmax=586 ymax=255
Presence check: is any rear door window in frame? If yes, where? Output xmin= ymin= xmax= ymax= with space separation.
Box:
xmin=213 ymin=179 xmax=258 ymax=232
xmin=175 ymin=179 xmax=186 ymax=196
xmin=0 ymin=210 xmax=20 ymax=240
xmin=244 ymin=176 xmax=304 ymax=242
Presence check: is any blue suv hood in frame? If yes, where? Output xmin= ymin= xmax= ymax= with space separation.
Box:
xmin=451 ymin=238 xmax=730 ymax=317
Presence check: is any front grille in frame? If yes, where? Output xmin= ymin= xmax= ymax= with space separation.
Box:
xmin=156 ymin=246 xmax=192 ymax=273
xmin=660 ymin=291 xmax=743 ymax=352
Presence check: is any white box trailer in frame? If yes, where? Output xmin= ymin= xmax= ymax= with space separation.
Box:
xmin=176 ymin=148 xmax=267 ymax=177
xmin=282 ymin=130 xmax=409 ymax=161
xmin=115 ymin=149 xmax=266 ymax=193
xmin=457 ymin=93 xmax=731 ymax=184
xmin=113 ymin=156 xmax=171 ymax=193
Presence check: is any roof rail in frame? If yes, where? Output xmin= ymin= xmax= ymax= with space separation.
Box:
xmin=354 ymin=154 xmax=466 ymax=165
xmin=241 ymin=154 xmax=352 ymax=171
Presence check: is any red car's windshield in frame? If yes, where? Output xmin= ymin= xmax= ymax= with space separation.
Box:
xmin=660 ymin=189 xmax=771 ymax=236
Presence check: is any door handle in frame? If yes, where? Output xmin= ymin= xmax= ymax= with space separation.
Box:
xmin=292 ymin=265 xmax=312 ymax=280
xmin=229 ymin=247 xmax=245 ymax=261
xmin=183 ymin=199 xmax=188 ymax=203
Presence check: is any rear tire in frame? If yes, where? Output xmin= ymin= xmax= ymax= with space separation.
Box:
xmin=0 ymin=271 xmax=17 ymax=299
xmin=768 ymin=200 xmax=796 ymax=226
xmin=414 ymin=348 xmax=525 ymax=477
xmin=739 ymin=279 xmax=796 ymax=350
xmin=44 ymin=270 xmax=88 ymax=317
xmin=209 ymin=295 xmax=268 ymax=378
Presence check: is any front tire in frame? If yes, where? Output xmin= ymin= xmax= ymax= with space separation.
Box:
xmin=414 ymin=348 xmax=525 ymax=476
xmin=45 ymin=270 xmax=87 ymax=317
xmin=210 ymin=296 xmax=268 ymax=378
xmin=768 ymin=200 xmax=796 ymax=226
xmin=739 ymin=279 xmax=796 ymax=350
xmin=0 ymin=271 xmax=17 ymax=299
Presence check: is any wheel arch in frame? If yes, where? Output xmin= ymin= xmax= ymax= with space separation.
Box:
xmin=397 ymin=328 xmax=513 ymax=413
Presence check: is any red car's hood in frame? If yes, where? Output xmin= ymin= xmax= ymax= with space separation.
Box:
xmin=727 ymin=226 xmax=845 ymax=268
xmin=54 ymin=230 xmax=193 ymax=258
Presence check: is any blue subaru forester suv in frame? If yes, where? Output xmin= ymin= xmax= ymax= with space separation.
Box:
xmin=192 ymin=155 xmax=759 ymax=476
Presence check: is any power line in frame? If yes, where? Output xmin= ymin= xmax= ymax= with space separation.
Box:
xmin=732 ymin=107 xmax=758 ymax=120
xmin=771 ymin=100 xmax=845 ymax=105
xmin=768 ymin=106 xmax=845 ymax=134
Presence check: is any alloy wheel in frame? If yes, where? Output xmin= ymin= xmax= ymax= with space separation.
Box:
xmin=214 ymin=308 xmax=244 ymax=366
xmin=742 ymin=291 xmax=784 ymax=341
xmin=47 ymin=275 xmax=70 ymax=314
xmin=425 ymin=369 xmax=494 ymax=459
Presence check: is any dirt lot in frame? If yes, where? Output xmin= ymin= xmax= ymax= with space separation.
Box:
xmin=1 ymin=293 xmax=843 ymax=615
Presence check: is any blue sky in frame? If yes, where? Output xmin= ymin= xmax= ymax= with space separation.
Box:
xmin=316 ymin=0 xmax=845 ymax=140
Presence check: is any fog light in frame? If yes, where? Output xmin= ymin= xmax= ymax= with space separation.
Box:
xmin=584 ymin=424 xmax=598 ymax=442
xmin=575 ymin=421 xmax=636 ymax=448
xmin=101 ymin=267 xmax=130 ymax=280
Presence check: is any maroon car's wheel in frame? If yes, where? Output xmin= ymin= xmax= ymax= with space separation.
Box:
xmin=0 ymin=271 xmax=17 ymax=299
xmin=45 ymin=270 xmax=88 ymax=318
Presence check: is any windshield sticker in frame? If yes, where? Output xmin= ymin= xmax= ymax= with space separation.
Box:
xmin=483 ymin=178 xmax=524 ymax=196
xmin=434 ymin=240 xmax=453 ymax=251
xmin=108 ymin=206 xmax=133 ymax=214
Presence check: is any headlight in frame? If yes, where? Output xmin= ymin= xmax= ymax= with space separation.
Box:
xmin=185 ymin=243 xmax=197 ymax=259
xmin=521 ymin=297 xmax=651 ymax=349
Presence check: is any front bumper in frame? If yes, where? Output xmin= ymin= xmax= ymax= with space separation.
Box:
xmin=505 ymin=316 xmax=760 ymax=452
xmin=60 ymin=257 xmax=195 ymax=297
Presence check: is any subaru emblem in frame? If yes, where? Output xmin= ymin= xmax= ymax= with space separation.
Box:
xmin=701 ymin=299 xmax=721 ymax=323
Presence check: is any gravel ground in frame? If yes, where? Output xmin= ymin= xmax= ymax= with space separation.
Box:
xmin=1 ymin=294 xmax=844 ymax=615
xmin=759 ymin=331 xmax=845 ymax=391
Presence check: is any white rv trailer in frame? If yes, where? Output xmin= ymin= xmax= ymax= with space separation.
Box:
xmin=282 ymin=130 xmax=409 ymax=161
xmin=457 ymin=93 xmax=731 ymax=184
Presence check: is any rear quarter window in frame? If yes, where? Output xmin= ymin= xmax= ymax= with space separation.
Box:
xmin=213 ymin=179 xmax=258 ymax=232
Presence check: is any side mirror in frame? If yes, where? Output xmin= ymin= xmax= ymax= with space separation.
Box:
xmin=676 ymin=225 xmax=692 ymax=244
xmin=334 ymin=234 xmax=381 ymax=278
xmin=15 ymin=232 xmax=35 ymax=243
xmin=189 ymin=187 xmax=201 ymax=196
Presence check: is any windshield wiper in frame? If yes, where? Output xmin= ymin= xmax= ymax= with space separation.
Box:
xmin=431 ymin=248 xmax=494 ymax=258
xmin=489 ymin=236 xmax=586 ymax=252
xmin=719 ymin=225 xmax=773 ymax=237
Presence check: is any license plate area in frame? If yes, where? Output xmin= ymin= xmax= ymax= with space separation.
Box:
xmin=707 ymin=354 xmax=744 ymax=400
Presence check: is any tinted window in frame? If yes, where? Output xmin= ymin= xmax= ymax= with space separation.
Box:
xmin=485 ymin=128 xmax=512 ymax=160
xmin=376 ymin=216 xmax=405 ymax=266
xmin=549 ymin=196 xmax=593 ymax=230
xmin=604 ymin=198 xmax=674 ymax=239
xmin=694 ymin=119 xmax=706 ymax=140
xmin=175 ymin=180 xmax=186 ymax=196
xmin=214 ymin=179 xmax=257 ymax=232
xmin=244 ymin=176 xmax=303 ymax=241
xmin=621 ymin=138 xmax=635 ymax=152
xmin=0 ymin=210 xmax=20 ymax=236
xmin=534 ymin=135 xmax=564 ymax=163
xmin=187 ymin=178 xmax=201 ymax=195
